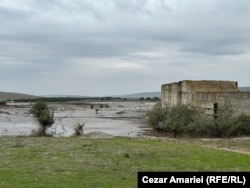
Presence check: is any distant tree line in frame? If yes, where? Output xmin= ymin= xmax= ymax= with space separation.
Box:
xmin=13 ymin=97 xmax=127 ymax=103
xmin=12 ymin=96 xmax=160 ymax=103
xmin=139 ymin=97 xmax=160 ymax=101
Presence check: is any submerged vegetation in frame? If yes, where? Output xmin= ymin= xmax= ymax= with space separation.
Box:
xmin=0 ymin=101 xmax=7 ymax=106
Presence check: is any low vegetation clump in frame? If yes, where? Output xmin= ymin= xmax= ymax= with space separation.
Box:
xmin=0 ymin=100 xmax=7 ymax=106
xmin=73 ymin=123 xmax=84 ymax=136
xmin=139 ymin=97 xmax=160 ymax=101
xmin=29 ymin=101 xmax=54 ymax=136
xmin=146 ymin=102 xmax=250 ymax=138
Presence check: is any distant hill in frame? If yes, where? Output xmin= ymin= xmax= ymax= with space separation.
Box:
xmin=239 ymin=87 xmax=250 ymax=92
xmin=115 ymin=92 xmax=161 ymax=99
xmin=0 ymin=91 xmax=39 ymax=100
xmin=120 ymin=87 xmax=250 ymax=98
xmin=42 ymin=92 xmax=162 ymax=99
xmin=1 ymin=87 xmax=248 ymax=101
xmin=42 ymin=95 xmax=88 ymax=98
xmin=116 ymin=87 xmax=250 ymax=99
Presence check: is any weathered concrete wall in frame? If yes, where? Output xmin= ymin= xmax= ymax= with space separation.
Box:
xmin=219 ymin=92 xmax=250 ymax=116
xmin=185 ymin=80 xmax=238 ymax=93
xmin=161 ymin=80 xmax=250 ymax=117
xmin=179 ymin=81 xmax=190 ymax=105
xmin=161 ymin=82 xmax=179 ymax=107
xmin=162 ymin=80 xmax=238 ymax=107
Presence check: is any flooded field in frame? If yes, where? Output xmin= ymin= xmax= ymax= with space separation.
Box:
xmin=0 ymin=101 xmax=156 ymax=137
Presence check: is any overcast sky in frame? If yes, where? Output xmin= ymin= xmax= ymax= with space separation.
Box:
xmin=0 ymin=0 xmax=250 ymax=96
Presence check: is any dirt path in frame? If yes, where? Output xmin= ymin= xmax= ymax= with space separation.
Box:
xmin=201 ymin=145 xmax=250 ymax=155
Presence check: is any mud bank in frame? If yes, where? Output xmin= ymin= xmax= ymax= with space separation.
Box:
xmin=0 ymin=101 xmax=156 ymax=137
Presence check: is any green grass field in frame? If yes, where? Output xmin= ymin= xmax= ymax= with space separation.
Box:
xmin=0 ymin=136 xmax=249 ymax=187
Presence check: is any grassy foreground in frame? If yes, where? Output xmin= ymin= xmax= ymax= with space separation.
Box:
xmin=0 ymin=136 xmax=249 ymax=188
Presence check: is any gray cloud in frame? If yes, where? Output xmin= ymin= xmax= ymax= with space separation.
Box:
xmin=0 ymin=6 xmax=29 ymax=21
xmin=0 ymin=0 xmax=250 ymax=96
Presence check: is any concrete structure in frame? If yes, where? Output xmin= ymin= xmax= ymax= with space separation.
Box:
xmin=161 ymin=80 xmax=250 ymax=116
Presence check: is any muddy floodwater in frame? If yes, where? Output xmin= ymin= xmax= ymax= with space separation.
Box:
xmin=0 ymin=101 xmax=156 ymax=137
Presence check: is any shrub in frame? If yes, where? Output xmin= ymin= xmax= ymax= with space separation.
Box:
xmin=162 ymin=104 xmax=202 ymax=137
xmin=73 ymin=123 xmax=84 ymax=136
xmin=153 ymin=97 xmax=160 ymax=101
xmin=233 ymin=114 xmax=250 ymax=136
xmin=146 ymin=103 xmax=168 ymax=131
xmin=29 ymin=101 xmax=54 ymax=136
xmin=146 ymin=102 xmax=250 ymax=138
xmin=213 ymin=99 xmax=235 ymax=137
xmin=0 ymin=101 xmax=7 ymax=106
xmin=147 ymin=103 xmax=202 ymax=136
